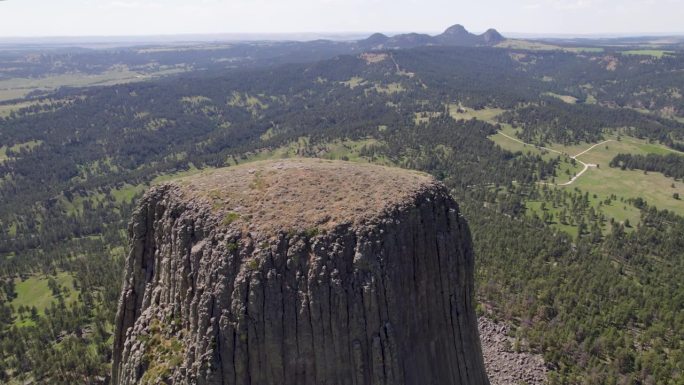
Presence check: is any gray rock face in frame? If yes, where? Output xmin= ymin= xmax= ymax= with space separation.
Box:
xmin=479 ymin=317 xmax=547 ymax=385
xmin=111 ymin=159 xmax=489 ymax=385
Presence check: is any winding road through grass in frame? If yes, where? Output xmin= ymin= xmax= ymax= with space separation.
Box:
xmin=497 ymin=130 xmax=613 ymax=186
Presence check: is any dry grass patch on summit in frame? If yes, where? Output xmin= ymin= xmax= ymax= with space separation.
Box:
xmin=174 ymin=159 xmax=435 ymax=234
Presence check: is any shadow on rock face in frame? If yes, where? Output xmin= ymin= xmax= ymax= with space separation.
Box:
xmin=112 ymin=159 xmax=490 ymax=385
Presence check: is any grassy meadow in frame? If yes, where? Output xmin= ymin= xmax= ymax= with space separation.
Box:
xmin=456 ymin=105 xmax=684 ymax=233
xmin=11 ymin=272 xmax=79 ymax=327
xmin=621 ymin=49 xmax=674 ymax=58
xmin=0 ymin=66 xmax=187 ymax=102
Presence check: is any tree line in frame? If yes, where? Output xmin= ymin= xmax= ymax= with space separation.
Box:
xmin=610 ymin=152 xmax=684 ymax=180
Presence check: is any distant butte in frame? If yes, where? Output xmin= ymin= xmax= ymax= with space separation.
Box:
xmin=360 ymin=23 xmax=505 ymax=49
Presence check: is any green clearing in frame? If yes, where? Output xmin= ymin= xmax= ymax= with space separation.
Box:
xmin=492 ymin=128 xmax=684 ymax=231
xmin=373 ymin=82 xmax=405 ymax=94
xmin=593 ymin=194 xmax=642 ymax=228
xmin=0 ymin=97 xmax=78 ymax=118
xmin=151 ymin=137 xmax=393 ymax=187
xmin=11 ymin=272 xmax=79 ymax=326
xmin=493 ymin=124 xmax=607 ymax=157
xmin=70 ymin=158 xmax=119 ymax=183
xmin=525 ymin=200 xmax=581 ymax=238
xmin=232 ymin=137 xmax=313 ymax=164
xmin=584 ymin=94 xmax=598 ymax=104
xmin=8 ymin=222 xmax=17 ymax=237
xmin=490 ymin=125 xmax=541 ymax=154
xmin=158 ymin=137 xmax=389 ymax=180
xmin=621 ymin=49 xmax=674 ymax=58
xmin=628 ymin=105 xmax=684 ymax=124
xmin=317 ymin=138 xmax=391 ymax=164
xmin=260 ymin=127 xmax=277 ymax=141
xmin=61 ymin=183 xmax=147 ymax=216
xmin=573 ymin=167 xmax=684 ymax=216
xmin=227 ymin=92 xmax=268 ymax=109
xmin=525 ymin=192 xmax=642 ymax=236
xmin=0 ymin=140 xmax=43 ymax=162
xmin=496 ymin=40 xmax=565 ymax=51
xmin=0 ymin=66 xmax=187 ymax=102
xmin=554 ymin=159 xmax=586 ymax=184
xmin=448 ymin=104 xmax=505 ymax=122
xmin=237 ymin=137 xmax=391 ymax=165
xmin=543 ymin=92 xmax=578 ymax=104
xmin=0 ymin=100 xmax=40 ymax=118
xmin=490 ymin=130 xmax=539 ymax=154
xmin=572 ymin=136 xmax=684 ymax=216
xmin=340 ymin=77 xmax=366 ymax=89
xmin=565 ymin=47 xmax=605 ymax=53
xmin=414 ymin=111 xmax=442 ymax=125
xmin=489 ymin=124 xmax=584 ymax=183
xmin=447 ymin=106 xmax=586 ymax=183
xmin=496 ymin=40 xmax=604 ymax=53
xmin=61 ymin=192 xmax=103 ymax=216
xmin=135 ymin=44 xmax=233 ymax=54
xmin=110 ymin=183 xmax=147 ymax=204
xmin=227 ymin=92 xmax=269 ymax=116
xmin=180 ymin=95 xmax=212 ymax=105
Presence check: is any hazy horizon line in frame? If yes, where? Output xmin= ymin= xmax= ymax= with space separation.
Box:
xmin=0 ymin=30 xmax=683 ymax=43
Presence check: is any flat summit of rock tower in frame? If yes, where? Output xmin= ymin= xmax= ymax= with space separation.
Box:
xmin=174 ymin=158 xmax=437 ymax=234
xmin=112 ymin=159 xmax=489 ymax=385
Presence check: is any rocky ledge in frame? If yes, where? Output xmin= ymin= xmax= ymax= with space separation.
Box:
xmin=111 ymin=159 xmax=489 ymax=385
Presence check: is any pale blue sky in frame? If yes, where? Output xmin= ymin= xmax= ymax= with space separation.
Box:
xmin=0 ymin=0 xmax=683 ymax=37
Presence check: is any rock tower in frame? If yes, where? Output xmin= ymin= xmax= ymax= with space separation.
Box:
xmin=112 ymin=159 xmax=489 ymax=385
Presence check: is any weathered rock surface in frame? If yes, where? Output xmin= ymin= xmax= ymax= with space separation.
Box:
xmin=111 ymin=159 xmax=489 ymax=385
xmin=479 ymin=318 xmax=547 ymax=385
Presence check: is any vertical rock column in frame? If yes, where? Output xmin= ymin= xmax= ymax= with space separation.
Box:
xmin=111 ymin=159 xmax=489 ymax=385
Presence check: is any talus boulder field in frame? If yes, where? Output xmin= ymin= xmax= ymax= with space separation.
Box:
xmin=111 ymin=159 xmax=489 ymax=385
